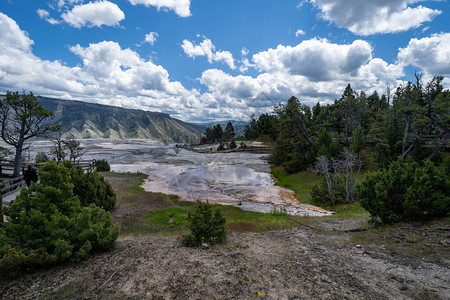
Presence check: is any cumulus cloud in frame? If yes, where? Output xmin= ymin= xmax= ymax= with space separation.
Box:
xmin=37 ymin=9 xmax=50 ymax=19
xmin=128 ymin=0 xmax=191 ymax=17
xmin=69 ymin=41 xmax=189 ymax=96
xmin=0 ymin=12 xmax=34 ymax=53
xmin=61 ymin=1 xmax=125 ymax=28
xmin=200 ymin=57 xmax=403 ymax=112
xmin=197 ymin=38 xmax=404 ymax=113
xmin=0 ymin=12 xmax=199 ymax=120
xmin=37 ymin=8 xmax=60 ymax=25
xmin=144 ymin=32 xmax=159 ymax=46
xmin=239 ymin=47 xmax=254 ymax=73
xmin=0 ymin=12 xmax=88 ymax=96
xmin=0 ymin=12 xmax=417 ymax=123
xmin=295 ymin=29 xmax=305 ymax=37
xmin=181 ymin=37 xmax=236 ymax=70
xmin=398 ymin=33 xmax=450 ymax=76
xmin=310 ymin=0 xmax=441 ymax=35
xmin=253 ymin=38 xmax=373 ymax=81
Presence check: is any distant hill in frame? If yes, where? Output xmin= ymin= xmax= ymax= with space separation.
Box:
xmin=36 ymin=97 xmax=203 ymax=144
xmin=193 ymin=120 xmax=248 ymax=137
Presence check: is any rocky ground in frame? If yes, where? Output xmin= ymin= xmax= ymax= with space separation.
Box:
xmin=1 ymin=222 xmax=449 ymax=300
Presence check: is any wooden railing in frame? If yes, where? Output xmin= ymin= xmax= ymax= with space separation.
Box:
xmin=0 ymin=176 xmax=24 ymax=195
xmin=0 ymin=164 xmax=27 ymax=178
xmin=0 ymin=176 xmax=24 ymax=227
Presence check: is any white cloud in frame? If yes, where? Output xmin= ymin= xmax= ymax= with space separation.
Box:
xmin=197 ymin=38 xmax=404 ymax=114
xmin=239 ymin=47 xmax=254 ymax=73
xmin=239 ymin=58 xmax=253 ymax=73
xmin=0 ymin=12 xmax=34 ymax=53
xmin=0 ymin=12 xmax=199 ymax=120
xmin=128 ymin=0 xmax=191 ymax=17
xmin=310 ymin=0 xmax=441 ymax=35
xmin=0 ymin=12 xmax=426 ymax=123
xmin=37 ymin=8 xmax=60 ymax=25
xmin=181 ymin=38 xmax=236 ymax=70
xmin=61 ymin=1 xmax=125 ymax=28
xmin=295 ymin=29 xmax=305 ymax=37
xmin=69 ymin=41 xmax=192 ymax=97
xmin=398 ymin=33 xmax=450 ymax=76
xmin=0 ymin=13 xmax=88 ymax=96
xmin=200 ymin=57 xmax=403 ymax=112
xmin=144 ymin=32 xmax=159 ymax=46
xmin=37 ymin=9 xmax=50 ymax=19
xmin=57 ymin=0 xmax=83 ymax=9
xmin=253 ymin=38 xmax=373 ymax=81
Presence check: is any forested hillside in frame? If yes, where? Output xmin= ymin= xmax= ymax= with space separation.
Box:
xmin=243 ymin=76 xmax=449 ymax=171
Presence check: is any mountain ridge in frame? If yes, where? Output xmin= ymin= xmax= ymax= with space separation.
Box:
xmin=36 ymin=96 xmax=204 ymax=144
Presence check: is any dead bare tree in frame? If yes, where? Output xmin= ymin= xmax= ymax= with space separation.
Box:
xmin=50 ymin=126 xmax=66 ymax=161
xmin=314 ymin=156 xmax=336 ymax=202
xmin=63 ymin=134 xmax=84 ymax=164
xmin=342 ymin=149 xmax=362 ymax=202
xmin=314 ymin=149 xmax=362 ymax=203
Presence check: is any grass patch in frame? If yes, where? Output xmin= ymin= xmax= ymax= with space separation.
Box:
xmin=319 ymin=203 xmax=369 ymax=219
xmin=145 ymin=204 xmax=297 ymax=234
xmin=146 ymin=207 xmax=189 ymax=227
xmin=271 ymin=166 xmax=321 ymax=205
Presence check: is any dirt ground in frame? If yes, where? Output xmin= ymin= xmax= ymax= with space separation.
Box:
xmin=1 ymin=223 xmax=449 ymax=299
xmin=1 ymin=173 xmax=449 ymax=299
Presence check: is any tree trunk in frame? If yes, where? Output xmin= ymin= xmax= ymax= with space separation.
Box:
xmin=0 ymin=194 xmax=3 ymax=228
xmin=401 ymin=120 xmax=410 ymax=157
xmin=345 ymin=161 xmax=350 ymax=203
xmin=324 ymin=165 xmax=336 ymax=202
xmin=13 ymin=141 xmax=24 ymax=177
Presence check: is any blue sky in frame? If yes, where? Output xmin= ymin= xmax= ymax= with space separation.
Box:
xmin=0 ymin=0 xmax=449 ymax=122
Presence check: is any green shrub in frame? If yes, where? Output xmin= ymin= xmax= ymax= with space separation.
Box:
xmin=229 ymin=140 xmax=237 ymax=149
xmin=96 ymin=159 xmax=111 ymax=172
xmin=217 ymin=144 xmax=225 ymax=151
xmin=182 ymin=201 xmax=226 ymax=247
xmin=70 ymin=165 xmax=116 ymax=211
xmin=283 ymin=155 xmax=307 ymax=174
xmin=358 ymin=157 xmax=449 ymax=224
xmin=35 ymin=151 xmax=49 ymax=163
xmin=311 ymin=177 xmax=346 ymax=206
xmin=0 ymin=161 xmax=119 ymax=276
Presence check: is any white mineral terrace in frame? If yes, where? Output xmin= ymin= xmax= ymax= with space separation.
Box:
xmin=5 ymin=139 xmax=333 ymax=216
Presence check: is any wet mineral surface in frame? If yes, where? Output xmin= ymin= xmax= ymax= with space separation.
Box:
xmin=11 ymin=139 xmax=333 ymax=216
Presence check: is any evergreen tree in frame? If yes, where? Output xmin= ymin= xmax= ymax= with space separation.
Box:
xmin=70 ymin=164 xmax=117 ymax=211
xmin=255 ymin=113 xmax=278 ymax=141
xmin=244 ymin=114 xmax=257 ymax=139
xmin=212 ymin=124 xmax=224 ymax=142
xmin=359 ymin=157 xmax=449 ymax=224
xmin=0 ymin=161 xmax=119 ymax=276
xmin=273 ymin=96 xmax=314 ymax=173
xmin=224 ymin=121 xmax=235 ymax=142
xmin=182 ymin=201 xmax=226 ymax=247
xmin=349 ymin=125 xmax=365 ymax=156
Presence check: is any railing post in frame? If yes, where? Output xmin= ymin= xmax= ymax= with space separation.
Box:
xmin=0 ymin=193 xmax=3 ymax=228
